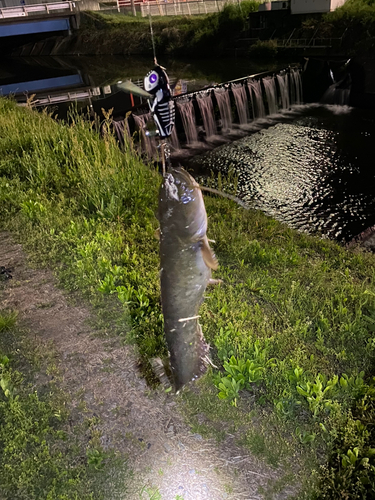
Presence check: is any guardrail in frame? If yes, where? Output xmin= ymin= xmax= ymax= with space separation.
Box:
xmin=140 ymin=0 xmax=239 ymax=17
xmin=116 ymin=0 xmax=243 ymax=16
xmin=277 ymin=37 xmax=343 ymax=48
xmin=18 ymin=88 xmax=100 ymax=106
xmin=0 ymin=1 xmax=76 ymax=19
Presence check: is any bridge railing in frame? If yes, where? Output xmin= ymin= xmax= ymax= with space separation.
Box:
xmin=0 ymin=1 xmax=76 ymax=19
xmin=116 ymin=0 xmax=243 ymax=16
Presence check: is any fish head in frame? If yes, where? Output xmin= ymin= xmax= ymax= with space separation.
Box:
xmin=159 ymin=167 xmax=207 ymax=242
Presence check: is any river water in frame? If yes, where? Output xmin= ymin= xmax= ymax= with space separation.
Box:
xmin=1 ymin=55 xmax=374 ymax=243
xmin=189 ymin=103 xmax=375 ymax=243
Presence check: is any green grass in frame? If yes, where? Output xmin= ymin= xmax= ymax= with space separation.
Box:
xmin=292 ymin=0 xmax=375 ymax=55
xmin=325 ymin=0 xmax=375 ymax=25
xmin=0 ymin=310 xmax=127 ymax=500
xmin=78 ymin=0 xmax=375 ymax=59
xmin=79 ymin=2 xmax=260 ymax=56
xmin=1 ymin=97 xmax=375 ymax=497
xmin=0 ymin=310 xmax=18 ymax=332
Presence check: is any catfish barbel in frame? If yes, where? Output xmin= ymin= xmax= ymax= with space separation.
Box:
xmin=158 ymin=167 xmax=219 ymax=390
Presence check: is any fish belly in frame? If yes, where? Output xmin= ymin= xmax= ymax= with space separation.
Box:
xmin=160 ymin=240 xmax=210 ymax=389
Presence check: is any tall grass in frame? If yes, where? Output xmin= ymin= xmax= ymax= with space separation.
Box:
xmin=0 ymin=100 xmax=159 ymax=221
xmin=325 ymin=0 xmax=375 ymax=24
xmin=0 ymin=311 xmax=18 ymax=332
xmin=322 ymin=0 xmax=375 ymax=49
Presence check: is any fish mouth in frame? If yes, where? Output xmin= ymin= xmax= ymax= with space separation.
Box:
xmin=167 ymin=167 xmax=198 ymax=188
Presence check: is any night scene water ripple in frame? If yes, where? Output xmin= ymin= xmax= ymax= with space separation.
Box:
xmin=194 ymin=106 xmax=375 ymax=242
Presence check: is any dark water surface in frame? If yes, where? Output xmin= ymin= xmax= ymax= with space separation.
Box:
xmin=191 ymin=104 xmax=375 ymax=242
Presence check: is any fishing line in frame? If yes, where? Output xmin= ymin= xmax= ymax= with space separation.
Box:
xmin=199 ymin=186 xmax=250 ymax=210
xmin=148 ymin=10 xmax=157 ymax=65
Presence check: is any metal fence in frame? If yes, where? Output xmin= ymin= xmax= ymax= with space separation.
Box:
xmin=140 ymin=0 xmax=238 ymax=16
xmin=115 ymin=0 xmax=244 ymax=17
xmin=277 ymin=37 xmax=343 ymax=48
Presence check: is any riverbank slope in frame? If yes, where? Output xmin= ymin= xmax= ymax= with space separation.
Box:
xmin=1 ymin=98 xmax=375 ymax=498
xmin=44 ymin=0 xmax=375 ymax=60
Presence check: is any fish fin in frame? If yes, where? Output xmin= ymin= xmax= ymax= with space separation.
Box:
xmin=154 ymin=227 xmax=161 ymax=240
xmin=201 ymin=236 xmax=218 ymax=270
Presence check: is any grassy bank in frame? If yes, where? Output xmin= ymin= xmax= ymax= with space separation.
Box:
xmin=323 ymin=0 xmax=375 ymax=51
xmin=76 ymin=2 xmax=259 ymax=56
xmin=73 ymin=0 xmax=375 ymax=59
xmin=1 ymin=98 xmax=375 ymax=497
xmin=279 ymin=0 xmax=375 ymax=56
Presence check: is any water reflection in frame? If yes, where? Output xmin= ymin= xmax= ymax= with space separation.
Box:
xmin=192 ymin=104 xmax=375 ymax=242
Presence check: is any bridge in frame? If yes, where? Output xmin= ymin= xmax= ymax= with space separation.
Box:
xmin=0 ymin=1 xmax=79 ymax=53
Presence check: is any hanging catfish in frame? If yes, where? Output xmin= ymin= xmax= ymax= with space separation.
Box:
xmin=125 ymin=63 xmax=219 ymax=389
xmin=158 ymin=166 xmax=219 ymax=390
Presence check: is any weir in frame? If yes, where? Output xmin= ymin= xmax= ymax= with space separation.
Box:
xmin=214 ymin=87 xmax=233 ymax=132
xmin=276 ymin=73 xmax=290 ymax=110
xmin=232 ymin=83 xmax=249 ymax=125
xmin=176 ymin=99 xmax=199 ymax=144
xmin=128 ymin=66 xmax=303 ymax=155
xmin=196 ymin=92 xmax=217 ymax=139
xmin=289 ymin=68 xmax=303 ymax=105
xmin=133 ymin=112 xmax=157 ymax=158
xmin=262 ymin=76 xmax=278 ymax=115
xmin=248 ymin=79 xmax=266 ymax=119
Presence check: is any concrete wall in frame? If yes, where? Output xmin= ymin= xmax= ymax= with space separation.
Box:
xmin=291 ymin=0 xmax=346 ymax=14
xmin=76 ymin=0 xmax=101 ymax=10
xmin=330 ymin=0 xmax=346 ymax=10
xmin=259 ymin=1 xmax=289 ymax=11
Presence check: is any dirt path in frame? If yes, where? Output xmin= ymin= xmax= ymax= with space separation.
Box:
xmin=0 ymin=232 xmax=286 ymax=500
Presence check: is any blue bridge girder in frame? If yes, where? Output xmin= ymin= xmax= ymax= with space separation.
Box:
xmin=0 ymin=2 xmax=78 ymax=38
